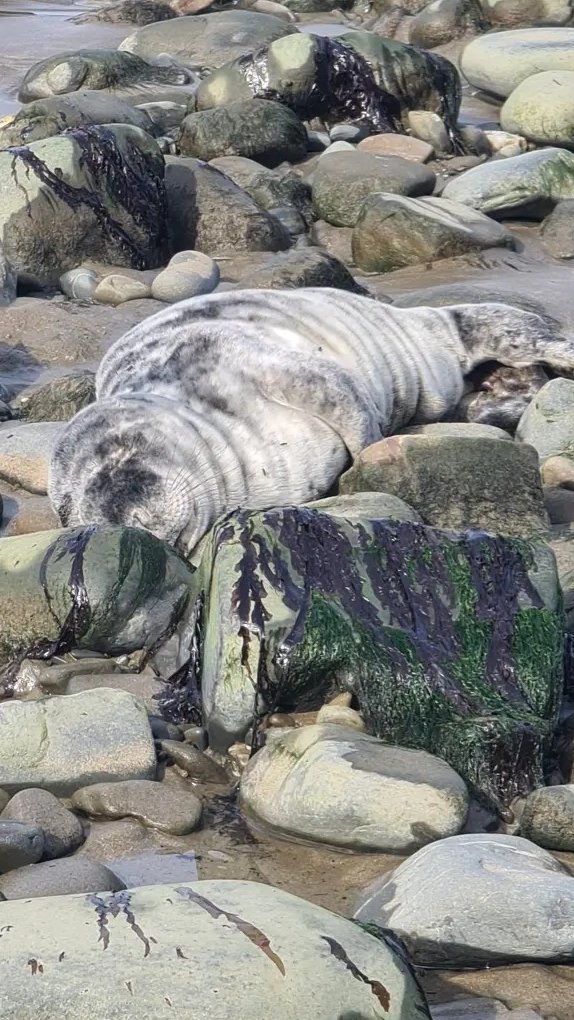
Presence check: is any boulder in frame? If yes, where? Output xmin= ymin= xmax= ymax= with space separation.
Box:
xmin=178 ymin=100 xmax=308 ymax=168
xmin=442 ymin=148 xmax=574 ymax=219
xmin=11 ymin=374 xmax=95 ymax=423
xmin=312 ymin=150 xmax=436 ymax=227
xmin=151 ymin=252 xmax=219 ymax=303
xmin=481 ymin=0 xmax=574 ymax=27
xmin=1 ymin=789 xmax=84 ymax=859
xmin=339 ymin=431 xmax=549 ymax=537
xmin=209 ymin=155 xmax=314 ymax=226
xmin=541 ymin=199 xmax=574 ymax=258
xmin=0 ymin=689 xmax=156 ymax=796
xmin=165 ymin=156 xmax=291 ymax=254
xmin=71 ymin=779 xmax=201 ymax=834
xmin=0 ymin=822 xmax=44 ymax=874
xmin=0 ymin=91 xmax=154 ymax=148
xmin=240 ymin=723 xmax=469 ymax=851
xmin=0 ymin=880 xmax=431 ymax=1019
xmin=409 ymin=0 xmax=487 ymax=49
xmin=516 ymin=378 xmax=574 ymax=463
xmin=460 ymin=27 xmax=574 ymax=99
xmin=196 ymin=34 xmax=403 ymax=135
xmin=352 ymin=194 xmax=515 ymax=272
xmin=0 ymin=125 xmax=168 ymax=287
xmin=17 ymin=48 xmax=192 ymax=103
xmin=353 ymin=833 xmax=574 ymax=966
xmin=118 ymin=11 xmax=296 ymax=67
xmin=357 ymin=133 xmax=434 ymax=161
xmin=501 ymin=70 xmax=574 ymax=147
xmin=0 ymin=525 xmax=194 ymax=671
xmin=520 ymin=785 xmax=574 ymax=850
xmin=340 ymin=31 xmax=462 ymax=140
xmin=0 ymin=858 xmax=125 ymax=899
xmin=237 ymin=248 xmax=368 ymax=291
xmin=185 ymin=504 xmax=563 ymax=811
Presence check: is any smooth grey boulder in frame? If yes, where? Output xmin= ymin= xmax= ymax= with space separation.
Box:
xmin=0 ymin=821 xmax=44 ymax=874
xmin=178 ymin=100 xmax=307 ymax=168
xmin=312 ymin=150 xmax=436 ymax=227
xmin=353 ymin=833 xmax=574 ymax=965
xmin=0 ymin=857 xmax=124 ymax=900
xmin=442 ymin=148 xmax=574 ymax=219
xmin=165 ymin=156 xmax=291 ymax=255
xmin=516 ymin=378 xmax=574 ymax=462
xmin=1 ymin=789 xmax=84 ymax=859
xmin=118 ymin=11 xmax=296 ymax=67
xmin=352 ymin=193 xmax=515 ymax=272
xmin=71 ymin=779 xmax=202 ymax=834
xmin=240 ymin=723 xmax=468 ymax=851
xmin=541 ymin=199 xmax=574 ymax=258
xmin=460 ymin=27 xmax=574 ymax=99
xmin=0 ymin=690 xmax=156 ymax=796
xmin=0 ymin=880 xmax=431 ymax=1018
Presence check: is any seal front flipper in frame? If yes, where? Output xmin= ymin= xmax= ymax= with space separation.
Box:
xmin=255 ymin=349 xmax=382 ymax=457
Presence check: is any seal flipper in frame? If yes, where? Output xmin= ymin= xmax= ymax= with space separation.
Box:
xmin=255 ymin=348 xmax=382 ymax=457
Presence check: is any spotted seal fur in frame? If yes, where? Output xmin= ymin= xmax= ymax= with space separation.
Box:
xmin=48 ymin=287 xmax=574 ymax=554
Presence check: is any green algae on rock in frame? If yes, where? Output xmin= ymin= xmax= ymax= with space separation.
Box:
xmin=0 ymin=525 xmax=195 ymax=685
xmin=180 ymin=506 xmax=563 ymax=812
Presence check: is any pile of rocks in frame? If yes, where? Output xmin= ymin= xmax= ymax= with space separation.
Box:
xmin=1 ymin=2 xmax=574 ymax=1018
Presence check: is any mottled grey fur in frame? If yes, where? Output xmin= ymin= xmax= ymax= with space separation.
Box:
xmin=49 ymin=287 xmax=574 ymax=554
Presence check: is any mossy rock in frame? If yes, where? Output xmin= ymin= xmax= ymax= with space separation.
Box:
xmin=174 ymin=505 xmax=563 ymax=812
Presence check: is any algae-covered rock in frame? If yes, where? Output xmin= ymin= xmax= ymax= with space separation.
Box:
xmin=340 ymin=31 xmax=462 ymax=142
xmin=196 ymin=34 xmax=403 ymax=135
xmin=0 ymin=125 xmax=168 ymax=287
xmin=0 ymin=525 xmax=194 ymax=677
xmin=176 ymin=505 xmax=563 ymax=811
xmin=178 ymin=99 xmax=307 ymax=168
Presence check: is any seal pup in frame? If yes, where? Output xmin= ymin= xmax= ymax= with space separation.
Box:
xmin=48 ymin=287 xmax=574 ymax=555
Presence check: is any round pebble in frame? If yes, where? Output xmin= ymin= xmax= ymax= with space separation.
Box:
xmin=94 ymin=274 xmax=152 ymax=306
xmin=0 ymin=821 xmax=44 ymax=874
xmin=71 ymin=779 xmax=202 ymax=835
xmin=151 ymin=251 xmax=219 ymax=302
xmin=159 ymin=740 xmax=229 ymax=783
xmin=0 ymin=857 xmax=124 ymax=900
xmin=59 ymin=267 xmax=99 ymax=301
xmin=1 ymin=789 xmax=84 ymax=860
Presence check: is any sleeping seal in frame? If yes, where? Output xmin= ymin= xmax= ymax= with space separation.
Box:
xmin=48 ymin=287 xmax=574 ymax=554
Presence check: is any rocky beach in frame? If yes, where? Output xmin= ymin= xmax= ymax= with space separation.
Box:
xmin=1 ymin=0 xmax=574 ymax=1017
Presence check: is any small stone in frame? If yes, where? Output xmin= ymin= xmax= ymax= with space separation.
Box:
xmin=520 ymin=785 xmax=574 ymax=850
xmin=94 ymin=274 xmax=152 ymax=306
xmin=541 ymin=455 xmax=574 ymax=489
xmin=329 ymin=123 xmax=370 ymax=143
xmin=485 ymin=129 xmax=529 ymax=157
xmin=149 ymin=717 xmax=184 ymax=742
xmin=266 ymin=713 xmax=296 ymax=727
xmin=358 ymin=133 xmax=433 ymax=162
xmin=71 ymin=779 xmax=202 ymax=835
xmin=315 ymin=704 xmax=365 ymax=730
xmin=318 ymin=141 xmax=357 ymax=159
xmin=0 ymin=857 xmax=124 ymax=899
xmin=407 ymin=110 xmax=452 ymax=154
xmin=159 ymin=741 xmax=229 ymax=783
xmin=0 ymin=820 xmax=44 ymax=873
xmin=1 ymin=789 xmax=84 ymax=860
xmin=59 ymin=267 xmax=99 ymax=301
xmin=151 ymin=252 xmax=219 ymax=302
xmin=182 ymin=726 xmax=208 ymax=750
